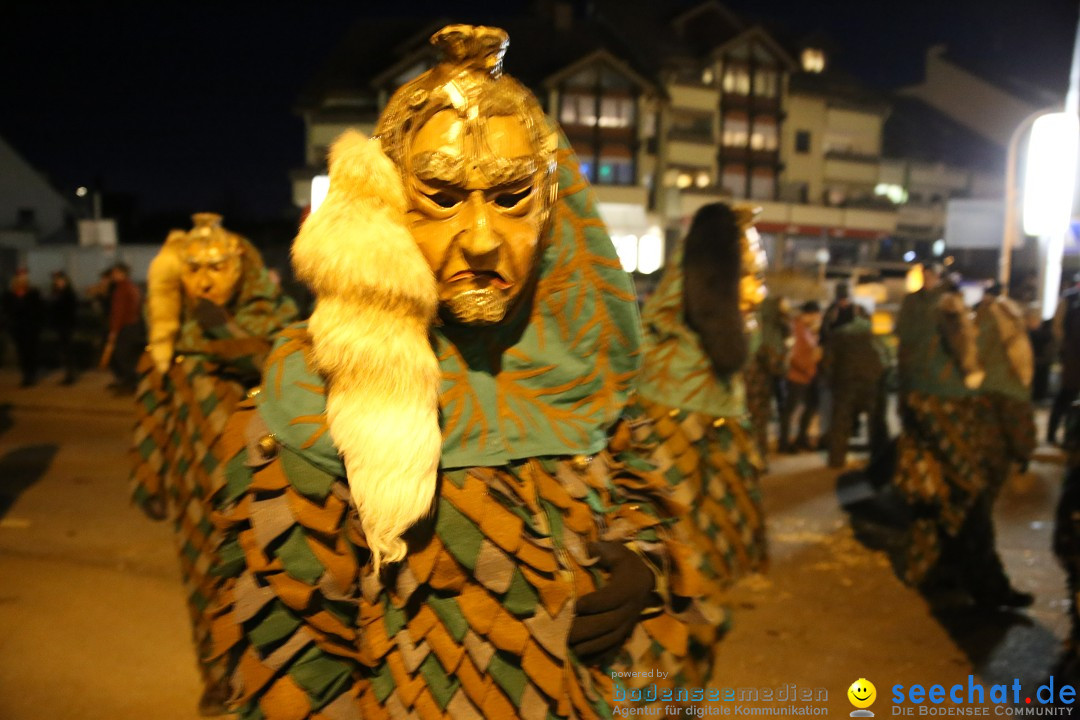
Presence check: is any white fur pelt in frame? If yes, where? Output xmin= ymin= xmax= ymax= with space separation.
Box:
xmin=292 ymin=130 xmax=441 ymax=570
xmin=146 ymin=229 xmax=187 ymax=374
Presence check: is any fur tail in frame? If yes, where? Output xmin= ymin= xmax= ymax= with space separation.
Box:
xmin=292 ymin=130 xmax=441 ymax=570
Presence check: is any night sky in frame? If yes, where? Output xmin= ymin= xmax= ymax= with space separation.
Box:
xmin=2 ymin=1 xmax=1077 ymax=226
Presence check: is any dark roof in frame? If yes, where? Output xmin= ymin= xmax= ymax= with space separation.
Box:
xmin=882 ymin=96 xmax=1005 ymax=173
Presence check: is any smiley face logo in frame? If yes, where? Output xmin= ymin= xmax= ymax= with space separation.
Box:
xmin=848 ymin=678 xmax=877 ymax=709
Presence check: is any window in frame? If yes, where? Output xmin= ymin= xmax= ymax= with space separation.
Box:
xmin=722 ymin=65 xmax=750 ymax=95
xmin=795 ymin=130 xmax=811 ymax=154
xmin=560 ymin=93 xmax=597 ymax=127
xmin=801 ymin=48 xmax=826 ymax=74
xmin=754 ymin=69 xmax=778 ymax=98
xmin=598 ymin=145 xmax=634 ymax=185
xmin=598 ymin=96 xmax=635 ymax=128
xmin=750 ymin=119 xmax=777 ymax=151
xmin=750 ymin=168 xmax=775 ymax=200
xmin=722 ymin=164 xmax=747 ymax=198
xmin=722 ymin=113 xmax=749 ymax=147
xmin=670 ymin=109 xmax=713 ymax=142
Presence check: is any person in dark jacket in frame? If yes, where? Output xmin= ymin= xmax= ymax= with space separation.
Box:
xmin=100 ymin=262 xmax=144 ymax=394
xmin=3 ymin=269 xmax=45 ymax=387
xmin=822 ymin=305 xmax=888 ymax=468
xmin=50 ymin=271 xmax=78 ymax=385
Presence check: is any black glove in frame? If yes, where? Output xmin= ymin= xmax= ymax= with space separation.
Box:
xmin=569 ymin=541 xmax=656 ymax=661
xmin=192 ymin=298 xmax=230 ymax=331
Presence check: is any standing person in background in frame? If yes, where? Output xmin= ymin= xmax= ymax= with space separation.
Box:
xmin=779 ymin=300 xmax=822 ymax=453
xmin=50 ymin=271 xmax=78 ymax=385
xmin=746 ymin=294 xmax=791 ymax=460
xmin=2 ymin=268 xmax=44 ymax=387
xmin=1050 ymin=273 xmax=1080 ymax=445
xmin=822 ymin=305 xmax=888 ymax=468
xmin=100 ymin=262 xmax=143 ymax=395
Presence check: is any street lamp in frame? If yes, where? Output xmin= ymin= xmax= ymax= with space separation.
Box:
xmin=999 ymin=11 xmax=1080 ymax=320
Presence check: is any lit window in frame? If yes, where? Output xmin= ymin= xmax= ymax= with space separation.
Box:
xmin=722 ymin=65 xmax=751 ymax=95
xmin=598 ymin=96 xmax=634 ymax=128
xmin=676 ymin=173 xmax=693 ymax=189
xmin=754 ymin=69 xmax=777 ymax=97
xmin=801 ymin=48 xmax=825 ymax=73
xmin=722 ymin=113 xmax=749 ymax=147
xmin=750 ymin=121 xmax=777 ymax=151
xmin=702 ymin=68 xmax=715 ymax=85
xmin=695 ymin=171 xmax=711 ymax=188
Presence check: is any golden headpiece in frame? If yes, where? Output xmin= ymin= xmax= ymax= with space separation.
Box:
xmin=375 ymin=25 xmax=557 ymax=200
xmin=182 ymin=212 xmax=242 ymax=265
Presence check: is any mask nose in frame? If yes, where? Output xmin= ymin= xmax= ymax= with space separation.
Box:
xmin=459 ymin=191 xmax=500 ymax=265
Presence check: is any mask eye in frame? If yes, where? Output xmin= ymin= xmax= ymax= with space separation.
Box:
xmin=425 ymin=191 xmax=461 ymax=208
xmin=494 ymin=188 xmax=531 ymax=209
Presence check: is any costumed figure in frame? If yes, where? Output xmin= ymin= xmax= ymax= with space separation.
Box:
xmin=973 ymin=283 xmax=1036 ymax=497
xmin=744 ymin=293 xmax=790 ymax=461
xmin=130 ymin=212 xmax=298 ymax=715
xmin=627 ymin=202 xmax=766 ymax=688
xmin=890 ymin=266 xmax=1028 ymax=606
xmin=208 ymin=25 xmax=700 ymax=720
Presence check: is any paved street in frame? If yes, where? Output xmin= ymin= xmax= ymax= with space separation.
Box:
xmin=0 ymin=367 xmax=1072 ymax=718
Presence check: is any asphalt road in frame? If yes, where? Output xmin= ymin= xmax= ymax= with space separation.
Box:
xmin=0 ymin=368 xmax=1072 ymax=719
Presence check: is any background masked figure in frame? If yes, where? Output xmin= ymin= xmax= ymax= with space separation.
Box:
xmin=973 ymin=282 xmax=1036 ymax=496
xmin=130 ymin=212 xmax=298 ymax=715
xmin=889 ymin=266 xmax=1027 ymax=607
xmin=209 ymin=26 xmax=699 ymax=720
xmin=627 ymin=202 xmax=767 ymax=688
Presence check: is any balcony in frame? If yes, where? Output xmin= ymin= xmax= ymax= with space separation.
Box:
xmin=668 ymin=140 xmax=715 ymax=167
xmin=667 ymin=128 xmax=714 ymax=145
xmin=668 ymin=85 xmax=719 ymax=112
xmin=824 ymin=149 xmax=880 ymax=164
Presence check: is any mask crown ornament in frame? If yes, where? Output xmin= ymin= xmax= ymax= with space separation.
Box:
xmin=431 ymin=24 xmax=508 ymax=77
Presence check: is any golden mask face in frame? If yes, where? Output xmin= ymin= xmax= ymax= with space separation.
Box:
xmin=404 ymin=110 xmax=550 ymax=325
xmin=180 ymin=228 xmax=242 ymax=306
xmin=376 ymin=24 xmax=556 ymax=326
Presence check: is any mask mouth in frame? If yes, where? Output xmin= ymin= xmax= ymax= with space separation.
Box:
xmin=449 ymin=269 xmax=511 ymax=290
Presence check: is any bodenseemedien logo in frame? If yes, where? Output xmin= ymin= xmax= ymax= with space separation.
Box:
xmin=849 ymin=678 xmax=877 ymax=717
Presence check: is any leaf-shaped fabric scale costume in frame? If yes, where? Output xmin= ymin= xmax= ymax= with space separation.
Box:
xmin=207 ymin=139 xmax=703 ymax=719
xmin=626 ymin=207 xmax=766 ymax=691
xmin=131 ymin=228 xmax=298 ymax=701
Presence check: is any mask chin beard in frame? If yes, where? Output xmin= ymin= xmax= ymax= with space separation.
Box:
xmin=445 ymin=288 xmax=509 ymax=325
